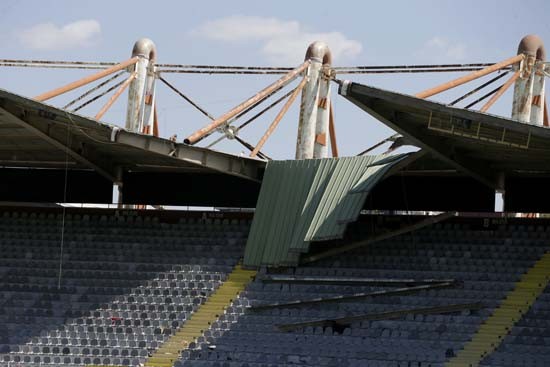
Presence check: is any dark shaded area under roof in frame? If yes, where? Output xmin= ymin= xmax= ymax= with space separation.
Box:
xmin=0 ymin=88 xmax=264 ymax=205
xmin=1 ymin=83 xmax=550 ymax=212
xmin=339 ymin=80 xmax=550 ymax=212
xmin=339 ymin=80 xmax=550 ymax=188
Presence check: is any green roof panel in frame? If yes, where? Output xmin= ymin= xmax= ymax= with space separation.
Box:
xmin=243 ymin=153 xmax=410 ymax=268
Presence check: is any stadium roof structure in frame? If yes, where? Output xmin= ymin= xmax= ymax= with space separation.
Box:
xmin=0 ymin=88 xmax=264 ymax=205
xmin=339 ymin=80 xmax=550 ymax=190
xmin=3 ymin=77 xmax=550 ymax=210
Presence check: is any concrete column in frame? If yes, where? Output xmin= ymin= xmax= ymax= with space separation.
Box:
xmin=141 ymin=67 xmax=157 ymax=134
xmin=530 ymin=64 xmax=545 ymax=125
xmin=313 ymin=74 xmax=331 ymax=158
xmin=126 ymin=38 xmax=157 ymax=133
xmin=512 ymin=55 xmax=536 ymax=123
xmin=512 ymin=35 xmax=546 ymax=124
xmin=296 ymin=41 xmax=332 ymax=160
xmin=296 ymin=61 xmax=321 ymax=159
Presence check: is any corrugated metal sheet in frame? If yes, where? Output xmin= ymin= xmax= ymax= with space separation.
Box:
xmin=288 ymin=158 xmax=338 ymax=253
xmin=304 ymin=156 xmax=379 ymax=243
xmin=243 ymin=159 xmax=319 ymax=266
xmin=243 ymin=153 xmax=410 ymax=268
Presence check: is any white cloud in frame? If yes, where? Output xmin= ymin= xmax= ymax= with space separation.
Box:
xmin=19 ymin=19 xmax=101 ymax=51
xmin=192 ymin=16 xmax=300 ymax=42
xmin=191 ymin=15 xmax=362 ymax=65
xmin=418 ymin=37 xmax=467 ymax=61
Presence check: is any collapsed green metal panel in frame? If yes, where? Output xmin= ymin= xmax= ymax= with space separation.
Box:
xmin=263 ymin=160 xmax=315 ymax=266
xmin=243 ymin=159 xmax=318 ymax=266
xmin=242 ymin=161 xmax=282 ymax=266
xmin=288 ymin=158 xmax=338 ymax=253
xmin=243 ymin=154 xmax=410 ymax=268
xmin=305 ymin=156 xmax=377 ymax=242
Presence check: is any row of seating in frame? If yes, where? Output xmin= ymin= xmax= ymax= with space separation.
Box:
xmin=181 ymin=218 xmax=550 ymax=367
xmin=0 ymin=210 xmax=249 ymax=366
xmin=480 ymin=283 xmax=550 ymax=366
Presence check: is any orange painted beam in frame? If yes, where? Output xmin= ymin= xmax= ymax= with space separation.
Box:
xmin=480 ymin=71 xmax=520 ymax=113
xmin=250 ymin=77 xmax=307 ymax=157
xmin=95 ymin=72 xmax=136 ymax=120
xmin=416 ymin=54 xmax=524 ymax=99
xmin=35 ymin=57 xmax=138 ymax=102
xmin=328 ymin=102 xmax=338 ymax=157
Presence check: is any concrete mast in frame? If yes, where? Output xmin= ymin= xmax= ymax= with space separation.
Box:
xmin=126 ymin=38 xmax=157 ymax=134
xmin=512 ymin=35 xmax=546 ymax=124
xmin=296 ymin=41 xmax=332 ymax=159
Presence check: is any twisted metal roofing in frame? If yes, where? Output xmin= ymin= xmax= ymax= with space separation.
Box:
xmin=243 ymin=154 xmax=409 ymax=267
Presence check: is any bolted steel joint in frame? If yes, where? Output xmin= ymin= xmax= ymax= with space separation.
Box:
xmin=223 ymin=125 xmax=239 ymax=140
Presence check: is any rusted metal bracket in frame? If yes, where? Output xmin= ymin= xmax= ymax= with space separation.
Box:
xmin=315 ymin=133 xmax=327 ymax=146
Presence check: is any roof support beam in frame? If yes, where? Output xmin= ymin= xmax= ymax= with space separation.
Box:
xmin=328 ymin=102 xmax=339 ymax=157
xmin=34 ymin=57 xmax=138 ymax=102
xmin=95 ymin=72 xmax=137 ymax=120
xmin=251 ymin=282 xmax=457 ymax=311
xmin=545 ymin=96 xmax=549 ymax=126
xmin=250 ymin=76 xmax=307 ymax=157
xmin=415 ymin=54 xmax=524 ymax=99
xmin=185 ymin=60 xmax=310 ymax=145
xmin=261 ymin=275 xmax=457 ymax=286
xmin=114 ymin=129 xmax=262 ymax=181
xmin=0 ymin=106 xmax=119 ymax=184
xmin=480 ymin=71 xmax=520 ymax=113
xmin=390 ymin=109 xmax=499 ymax=188
xmin=344 ymin=92 xmax=499 ymax=188
xmin=277 ymin=302 xmax=484 ymax=331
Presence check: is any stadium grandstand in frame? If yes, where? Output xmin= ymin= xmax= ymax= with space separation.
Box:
xmin=0 ymin=33 xmax=550 ymax=367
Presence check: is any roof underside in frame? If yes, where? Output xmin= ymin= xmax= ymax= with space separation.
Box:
xmin=0 ymin=88 xmax=264 ymax=183
xmin=340 ymin=81 xmax=550 ymax=189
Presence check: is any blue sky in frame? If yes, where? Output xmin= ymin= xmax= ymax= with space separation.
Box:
xmin=1 ymin=0 xmax=549 ymax=159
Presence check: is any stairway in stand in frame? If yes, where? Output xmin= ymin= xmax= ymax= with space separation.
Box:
xmin=145 ymin=265 xmax=256 ymax=367
xmin=446 ymin=252 xmax=550 ymax=367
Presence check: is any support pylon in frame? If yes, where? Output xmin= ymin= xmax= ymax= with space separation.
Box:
xmin=512 ymin=35 xmax=546 ymax=124
xmin=126 ymin=38 xmax=157 ymax=134
xmin=296 ymin=41 xmax=332 ymax=159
